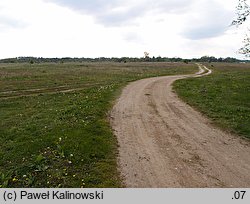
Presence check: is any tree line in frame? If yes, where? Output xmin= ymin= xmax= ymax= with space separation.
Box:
xmin=0 ymin=56 xmax=248 ymax=64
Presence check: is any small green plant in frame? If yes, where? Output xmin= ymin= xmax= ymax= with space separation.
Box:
xmin=0 ymin=171 xmax=13 ymax=187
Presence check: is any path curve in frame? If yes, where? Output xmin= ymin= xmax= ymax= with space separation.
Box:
xmin=110 ymin=64 xmax=250 ymax=188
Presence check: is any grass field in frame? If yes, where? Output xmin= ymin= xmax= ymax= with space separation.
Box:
xmin=174 ymin=63 xmax=250 ymax=139
xmin=0 ymin=62 xmax=196 ymax=187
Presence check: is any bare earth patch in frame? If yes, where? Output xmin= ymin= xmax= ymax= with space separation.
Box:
xmin=110 ymin=64 xmax=250 ymax=188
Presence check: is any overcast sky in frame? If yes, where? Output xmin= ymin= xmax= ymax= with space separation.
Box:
xmin=0 ymin=0 xmax=248 ymax=59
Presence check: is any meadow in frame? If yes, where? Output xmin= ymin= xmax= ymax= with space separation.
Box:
xmin=174 ymin=63 xmax=250 ymax=139
xmin=0 ymin=62 xmax=196 ymax=187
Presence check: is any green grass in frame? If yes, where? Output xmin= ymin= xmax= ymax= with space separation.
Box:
xmin=174 ymin=63 xmax=250 ymax=139
xmin=0 ymin=62 xmax=196 ymax=187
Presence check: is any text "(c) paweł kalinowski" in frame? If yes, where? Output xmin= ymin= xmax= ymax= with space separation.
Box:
xmin=20 ymin=191 xmax=104 ymax=200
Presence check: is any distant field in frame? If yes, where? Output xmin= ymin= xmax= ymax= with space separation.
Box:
xmin=174 ymin=63 xmax=250 ymax=139
xmin=0 ymin=62 xmax=196 ymax=187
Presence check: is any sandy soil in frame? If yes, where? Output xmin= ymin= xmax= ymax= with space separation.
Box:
xmin=110 ymin=64 xmax=250 ymax=188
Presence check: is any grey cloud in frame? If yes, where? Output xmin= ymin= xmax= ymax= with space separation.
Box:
xmin=46 ymin=0 xmax=124 ymax=14
xmin=183 ymin=25 xmax=227 ymax=40
xmin=96 ymin=4 xmax=148 ymax=26
xmin=0 ymin=15 xmax=27 ymax=30
xmin=45 ymin=0 xmax=141 ymax=26
xmin=45 ymin=0 xmax=233 ymax=41
xmin=45 ymin=0 xmax=196 ymax=27
xmin=151 ymin=0 xmax=193 ymax=13
xmin=181 ymin=0 xmax=234 ymax=40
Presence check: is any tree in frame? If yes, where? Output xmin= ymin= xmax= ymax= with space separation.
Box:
xmin=232 ymin=0 xmax=250 ymax=26
xmin=144 ymin=52 xmax=150 ymax=61
xmin=233 ymin=0 xmax=250 ymax=56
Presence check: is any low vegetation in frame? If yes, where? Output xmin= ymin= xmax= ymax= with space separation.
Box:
xmin=0 ymin=62 xmax=196 ymax=187
xmin=0 ymin=56 xmax=246 ymax=64
xmin=174 ymin=63 xmax=250 ymax=139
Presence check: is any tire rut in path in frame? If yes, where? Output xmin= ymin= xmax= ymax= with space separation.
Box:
xmin=110 ymin=64 xmax=250 ymax=188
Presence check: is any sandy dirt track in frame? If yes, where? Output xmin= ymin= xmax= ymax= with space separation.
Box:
xmin=0 ymin=86 xmax=90 ymax=100
xmin=110 ymin=64 xmax=250 ymax=188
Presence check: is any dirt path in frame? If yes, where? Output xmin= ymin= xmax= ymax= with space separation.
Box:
xmin=0 ymin=87 xmax=86 ymax=100
xmin=110 ymin=64 xmax=250 ymax=188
